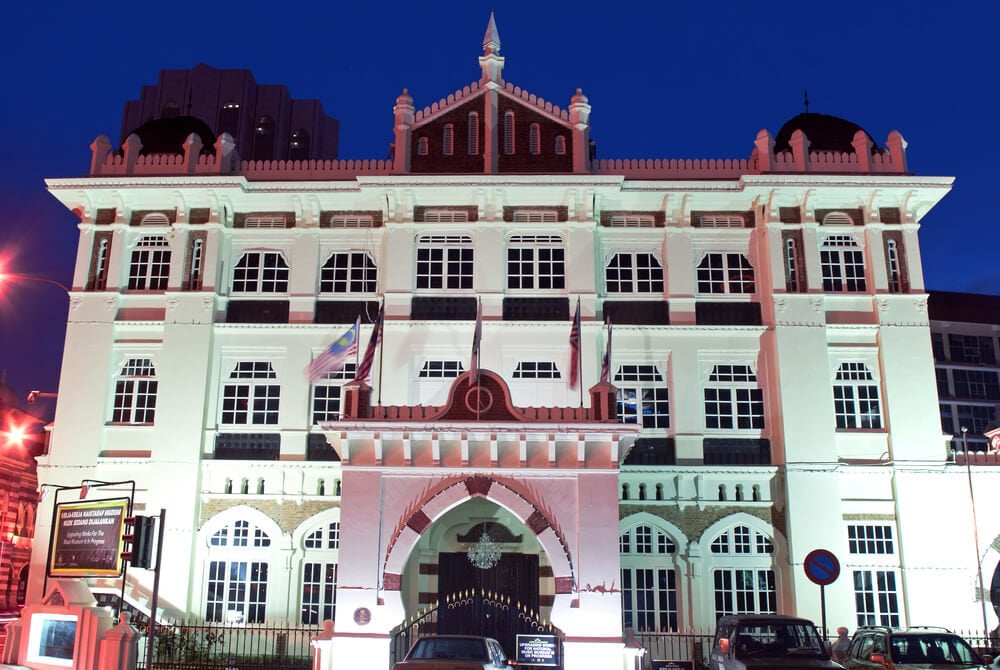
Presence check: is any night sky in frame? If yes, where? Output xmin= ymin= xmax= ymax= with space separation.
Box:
xmin=0 ymin=1 xmax=995 ymax=416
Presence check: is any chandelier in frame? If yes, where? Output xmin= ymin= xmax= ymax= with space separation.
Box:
xmin=466 ymin=523 xmax=502 ymax=570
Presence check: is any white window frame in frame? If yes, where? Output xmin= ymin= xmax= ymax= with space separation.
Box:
xmin=512 ymin=361 xmax=561 ymax=379
xmin=696 ymin=252 xmax=755 ymax=295
xmin=311 ymin=363 xmax=358 ymax=423
xmin=203 ymin=516 xmax=274 ymax=624
xmin=605 ymin=252 xmax=664 ymax=294
xmin=419 ymin=360 xmax=465 ymax=378
xmin=703 ymin=364 xmax=765 ymax=431
xmin=820 ymin=235 xmax=867 ymax=292
xmin=706 ymin=521 xmax=777 ymax=618
xmin=329 ymin=214 xmax=375 ymax=228
xmin=320 ymin=251 xmax=377 ymax=294
xmin=614 ymin=364 xmax=670 ymax=429
xmin=507 ymin=235 xmax=565 ymax=291
xmin=231 ymin=251 xmax=289 ymax=294
xmin=832 ymin=361 xmax=883 ymax=430
xmin=415 ymin=235 xmax=474 ymax=291
xmin=128 ymin=235 xmax=171 ymax=291
xmin=698 ymin=214 xmax=745 ymax=228
xmin=111 ymin=357 xmax=158 ymax=424
xmin=221 ymin=361 xmax=280 ymax=426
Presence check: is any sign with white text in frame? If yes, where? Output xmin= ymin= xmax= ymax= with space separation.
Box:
xmin=48 ymin=498 xmax=129 ymax=577
xmin=516 ymin=634 xmax=560 ymax=666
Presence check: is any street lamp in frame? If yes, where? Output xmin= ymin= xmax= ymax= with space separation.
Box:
xmin=0 ymin=271 xmax=71 ymax=294
xmin=962 ymin=426 xmax=991 ymax=639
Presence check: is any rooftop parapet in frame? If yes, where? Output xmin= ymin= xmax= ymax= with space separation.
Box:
xmin=87 ymin=128 xmax=908 ymax=180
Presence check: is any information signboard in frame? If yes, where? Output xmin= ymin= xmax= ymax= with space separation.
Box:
xmin=48 ymin=498 xmax=129 ymax=577
xmin=652 ymin=661 xmax=695 ymax=670
xmin=516 ymin=634 xmax=560 ymax=666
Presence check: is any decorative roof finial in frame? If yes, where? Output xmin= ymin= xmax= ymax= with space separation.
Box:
xmin=804 ymin=89 xmax=810 ymax=114
xmin=479 ymin=11 xmax=505 ymax=83
xmin=483 ymin=10 xmax=501 ymax=55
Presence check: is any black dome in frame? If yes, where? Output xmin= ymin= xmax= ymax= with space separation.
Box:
xmin=123 ymin=116 xmax=216 ymax=156
xmin=774 ymin=113 xmax=879 ymax=154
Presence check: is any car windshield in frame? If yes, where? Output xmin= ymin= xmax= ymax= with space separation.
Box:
xmin=890 ymin=633 xmax=983 ymax=665
xmin=410 ymin=638 xmax=489 ymax=661
xmin=734 ymin=621 xmax=828 ymax=657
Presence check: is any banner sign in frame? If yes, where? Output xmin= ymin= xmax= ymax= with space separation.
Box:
xmin=48 ymin=498 xmax=129 ymax=577
xmin=516 ymin=634 xmax=560 ymax=666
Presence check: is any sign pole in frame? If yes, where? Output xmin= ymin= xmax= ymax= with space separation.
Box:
xmin=820 ymin=584 xmax=827 ymax=639
xmin=145 ymin=508 xmax=167 ymax=670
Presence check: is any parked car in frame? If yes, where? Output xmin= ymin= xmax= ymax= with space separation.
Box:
xmin=392 ymin=635 xmax=512 ymax=670
xmin=842 ymin=626 xmax=992 ymax=669
xmin=710 ymin=614 xmax=845 ymax=669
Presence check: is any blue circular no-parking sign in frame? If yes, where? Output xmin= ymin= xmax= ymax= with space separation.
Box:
xmin=804 ymin=548 xmax=840 ymax=586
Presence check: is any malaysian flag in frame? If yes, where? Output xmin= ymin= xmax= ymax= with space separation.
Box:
xmin=353 ymin=307 xmax=384 ymax=384
xmin=470 ymin=299 xmax=483 ymax=383
xmin=600 ymin=321 xmax=613 ymax=382
xmin=306 ymin=319 xmax=360 ymax=383
xmin=568 ymin=298 xmax=581 ymax=389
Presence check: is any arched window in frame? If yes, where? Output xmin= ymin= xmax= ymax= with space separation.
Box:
xmin=709 ymin=522 xmax=776 ymax=617
xmin=128 ymin=235 xmax=170 ymax=291
xmin=529 ymin=123 xmax=540 ymax=155
xmin=417 ymin=136 xmax=429 ymax=156
xmin=299 ymin=516 xmax=341 ymax=624
xmin=620 ymin=522 xmax=679 ymax=631
xmin=205 ymin=517 xmax=273 ymax=623
xmin=833 ymin=362 xmax=882 ymax=429
xmin=605 ymin=253 xmax=664 ymax=293
xmin=443 ymin=124 xmax=454 ymax=156
xmin=232 ymin=251 xmax=289 ymax=293
xmin=821 ymin=235 xmax=866 ymax=292
xmin=112 ymin=357 xmax=158 ymax=424
xmin=504 ymin=111 xmax=515 ymax=154
xmin=320 ymin=252 xmax=377 ymax=294
xmin=467 ymin=113 xmax=480 ymax=155
xmin=187 ymin=238 xmax=204 ymax=291
xmin=697 ymin=253 xmax=755 ymax=295
xmin=554 ymin=135 xmax=567 ymax=155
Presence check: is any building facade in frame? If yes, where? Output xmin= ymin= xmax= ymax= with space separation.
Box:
xmin=27 ymin=13 xmax=1000 ymax=670
xmin=119 ymin=62 xmax=340 ymax=163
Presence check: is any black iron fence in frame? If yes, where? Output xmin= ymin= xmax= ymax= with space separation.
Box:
xmin=635 ymin=631 xmax=714 ymax=668
xmin=142 ymin=622 xmax=319 ymax=670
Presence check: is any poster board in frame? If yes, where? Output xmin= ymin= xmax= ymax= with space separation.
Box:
xmin=516 ymin=634 xmax=560 ymax=666
xmin=47 ymin=498 xmax=129 ymax=577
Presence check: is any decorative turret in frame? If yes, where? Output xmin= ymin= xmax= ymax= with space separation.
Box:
xmin=393 ymin=88 xmax=415 ymax=173
xmin=479 ymin=11 xmax=504 ymax=84
xmin=569 ymin=88 xmax=591 ymax=173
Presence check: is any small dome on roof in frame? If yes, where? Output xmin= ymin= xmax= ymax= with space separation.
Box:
xmin=774 ymin=112 xmax=879 ymax=154
xmin=123 ymin=116 xmax=216 ymax=156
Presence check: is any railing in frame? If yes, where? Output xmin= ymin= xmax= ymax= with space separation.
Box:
xmin=144 ymin=622 xmax=319 ymax=670
xmin=635 ymin=631 xmax=714 ymax=668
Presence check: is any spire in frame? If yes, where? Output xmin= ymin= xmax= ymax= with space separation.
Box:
xmin=479 ymin=11 xmax=505 ymax=83
xmin=483 ymin=10 xmax=501 ymax=55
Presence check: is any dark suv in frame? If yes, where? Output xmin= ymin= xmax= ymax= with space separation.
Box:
xmin=710 ymin=614 xmax=844 ymax=669
xmin=842 ymin=626 xmax=991 ymax=669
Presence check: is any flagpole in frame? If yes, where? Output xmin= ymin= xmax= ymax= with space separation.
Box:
xmin=376 ymin=299 xmax=385 ymax=406
xmin=577 ymin=298 xmax=583 ymax=409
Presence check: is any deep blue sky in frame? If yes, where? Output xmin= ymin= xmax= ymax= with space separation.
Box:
xmin=0 ymin=1 xmax=995 ymax=414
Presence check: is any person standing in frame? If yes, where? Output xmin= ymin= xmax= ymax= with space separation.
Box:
xmin=832 ymin=626 xmax=851 ymax=662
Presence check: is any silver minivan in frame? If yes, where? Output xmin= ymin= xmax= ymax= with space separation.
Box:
xmin=710 ymin=614 xmax=844 ymax=670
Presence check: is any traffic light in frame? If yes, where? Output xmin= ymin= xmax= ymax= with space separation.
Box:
xmin=121 ymin=515 xmax=155 ymax=569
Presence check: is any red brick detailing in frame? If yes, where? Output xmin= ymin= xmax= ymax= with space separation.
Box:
xmin=554 ymin=576 xmax=574 ymax=594
xmin=527 ymin=510 xmax=550 ymax=535
xmin=465 ymin=475 xmax=493 ymax=497
xmin=383 ymin=573 xmax=402 ymax=591
xmin=407 ymin=510 xmax=431 ymax=534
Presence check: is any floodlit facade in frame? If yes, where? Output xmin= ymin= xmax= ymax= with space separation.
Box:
xmin=27 ymin=12 xmax=1000 ymax=670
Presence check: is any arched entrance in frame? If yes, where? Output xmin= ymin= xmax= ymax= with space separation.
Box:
xmin=391 ymin=497 xmax=560 ymax=659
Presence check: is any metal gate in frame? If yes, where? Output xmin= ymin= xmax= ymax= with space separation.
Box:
xmin=390 ymin=589 xmax=561 ymax=665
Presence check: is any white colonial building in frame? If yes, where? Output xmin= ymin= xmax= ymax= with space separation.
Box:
xmin=26 ymin=12 xmax=999 ymax=670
